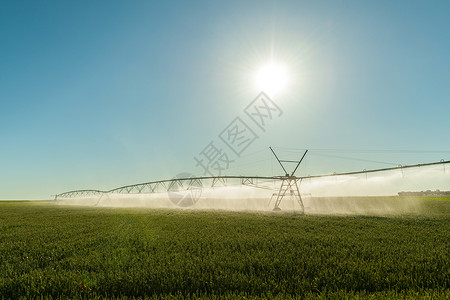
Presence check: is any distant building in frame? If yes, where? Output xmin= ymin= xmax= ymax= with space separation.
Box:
xmin=398 ymin=190 xmax=450 ymax=197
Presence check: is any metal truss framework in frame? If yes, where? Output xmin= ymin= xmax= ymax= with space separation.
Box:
xmin=55 ymin=159 xmax=450 ymax=212
xmin=55 ymin=176 xmax=277 ymax=199
xmin=269 ymin=147 xmax=308 ymax=213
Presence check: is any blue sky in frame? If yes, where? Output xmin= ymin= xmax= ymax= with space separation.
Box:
xmin=1 ymin=1 xmax=450 ymax=199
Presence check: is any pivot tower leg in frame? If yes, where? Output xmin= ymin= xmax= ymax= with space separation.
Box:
xmin=273 ymin=178 xmax=304 ymax=214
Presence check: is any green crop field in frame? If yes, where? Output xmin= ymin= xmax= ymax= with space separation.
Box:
xmin=0 ymin=199 xmax=449 ymax=299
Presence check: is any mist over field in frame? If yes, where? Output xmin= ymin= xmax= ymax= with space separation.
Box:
xmin=57 ymin=164 xmax=450 ymax=215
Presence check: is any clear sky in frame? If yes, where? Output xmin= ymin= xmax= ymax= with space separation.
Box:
xmin=1 ymin=1 xmax=450 ymax=199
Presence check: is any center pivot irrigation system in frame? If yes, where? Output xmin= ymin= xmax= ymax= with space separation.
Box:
xmin=55 ymin=148 xmax=450 ymax=213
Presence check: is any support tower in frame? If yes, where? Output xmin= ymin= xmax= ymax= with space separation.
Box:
xmin=270 ymin=147 xmax=308 ymax=213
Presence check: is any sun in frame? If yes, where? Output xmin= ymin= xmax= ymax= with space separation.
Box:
xmin=254 ymin=62 xmax=289 ymax=96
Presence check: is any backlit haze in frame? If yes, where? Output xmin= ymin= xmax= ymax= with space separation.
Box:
xmin=1 ymin=1 xmax=450 ymax=199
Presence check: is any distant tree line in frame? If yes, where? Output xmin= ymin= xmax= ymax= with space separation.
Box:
xmin=398 ymin=190 xmax=450 ymax=196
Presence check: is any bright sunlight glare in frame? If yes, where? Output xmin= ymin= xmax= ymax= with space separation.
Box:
xmin=254 ymin=62 xmax=289 ymax=96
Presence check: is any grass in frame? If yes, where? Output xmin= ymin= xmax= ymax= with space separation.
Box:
xmin=0 ymin=199 xmax=449 ymax=299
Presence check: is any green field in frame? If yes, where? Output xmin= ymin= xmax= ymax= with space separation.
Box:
xmin=0 ymin=199 xmax=449 ymax=299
